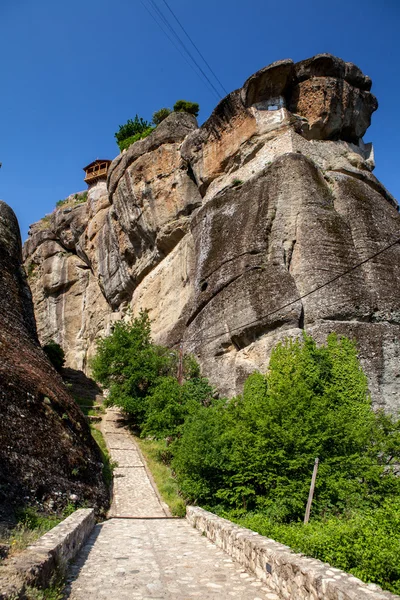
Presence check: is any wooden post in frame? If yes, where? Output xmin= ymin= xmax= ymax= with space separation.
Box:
xmin=304 ymin=458 xmax=319 ymax=524
xmin=177 ymin=342 xmax=183 ymax=385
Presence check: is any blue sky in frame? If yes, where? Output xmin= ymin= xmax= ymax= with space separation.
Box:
xmin=0 ymin=0 xmax=399 ymax=240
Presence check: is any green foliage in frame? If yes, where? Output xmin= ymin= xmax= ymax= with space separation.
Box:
xmin=172 ymin=333 xmax=400 ymax=520
xmin=135 ymin=437 xmax=186 ymax=516
xmin=43 ymin=340 xmax=65 ymax=372
xmin=173 ymin=99 xmax=199 ymax=117
xmin=152 ymin=107 xmax=172 ymax=125
xmin=90 ymin=425 xmax=117 ymax=487
xmin=91 ymin=311 xmax=211 ymax=435
xmin=55 ymin=191 xmax=88 ymax=209
xmin=232 ymin=178 xmax=243 ymax=187
xmin=26 ymin=261 xmax=37 ymax=277
xmin=115 ymin=114 xmax=153 ymax=150
xmin=117 ymin=126 xmax=155 ymax=151
xmin=229 ymin=497 xmax=400 ymax=594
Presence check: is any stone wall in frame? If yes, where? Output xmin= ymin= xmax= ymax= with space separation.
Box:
xmin=187 ymin=507 xmax=399 ymax=600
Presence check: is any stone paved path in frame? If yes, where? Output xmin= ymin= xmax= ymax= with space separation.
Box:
xmin=65 ymin=409 xmax=279 ymax=600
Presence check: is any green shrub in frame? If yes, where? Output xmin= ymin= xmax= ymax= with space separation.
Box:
xmin=115 ymin=114 xmax=152 ymax=148
xmin=229 ymin=498 xmax=400 ymax=594
xmin=43 ymin=340 xmax=65 ymax=372
xmin=117 ymin=126 xmax=154 ymax=152
xmin=152 ymin=107 xmax=172 ymax=125
xmin=172 ymin=333 xmax=400 ymax=519
xmin=173 ymin=100 xmax=199 ymax=117
xmin=91 ymin=311 xmax=212 ymax=434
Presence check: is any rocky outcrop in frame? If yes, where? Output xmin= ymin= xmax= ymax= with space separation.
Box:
xmin=23 ymin=54 xmax=400 ymax=412
xmin=0 ymin=201 xmax=108 ymax=521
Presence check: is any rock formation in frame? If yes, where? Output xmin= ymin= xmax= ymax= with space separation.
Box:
xmin=23 ymin=54 xmax=400 ymax=412
xmin=0 ymin=201 xmax=108 ymax=520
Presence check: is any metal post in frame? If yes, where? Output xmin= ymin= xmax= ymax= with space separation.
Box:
xmin=304 ymin=458 xmax=319 ymax=524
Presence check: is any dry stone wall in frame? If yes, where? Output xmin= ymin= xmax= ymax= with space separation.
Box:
xmin=187 ymin=507 xmax=399 ymax=600
xmin=23 ymin=54 xmax=400 ymax=411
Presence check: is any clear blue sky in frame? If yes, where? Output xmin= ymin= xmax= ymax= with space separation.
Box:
xmin=0 ymin=0 xmax=399 ymax=241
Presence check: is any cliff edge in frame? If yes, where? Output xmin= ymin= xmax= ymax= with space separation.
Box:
xmin=23 ymin=54 xmax=400 ymax=412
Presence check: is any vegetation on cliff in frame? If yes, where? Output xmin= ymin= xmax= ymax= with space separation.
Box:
xmin=92 ymin=313 xmax=400 ymax=592
xmin=115 ymin=100 xmax=199 ymax=151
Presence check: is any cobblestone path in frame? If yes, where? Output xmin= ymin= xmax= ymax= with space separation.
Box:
xmin=65 ymin=409 xmax=279 ymax=600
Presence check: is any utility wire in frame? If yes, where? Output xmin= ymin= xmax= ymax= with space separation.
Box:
xmin=142 ymin=0 xmax=222 ymax=101
xmin=140 ymin=1 xmax=218 ymax=99
xmin=182 ymin=233 xmax=400 ymax=347
xmin=149 ymin=0 xmax=222 ymax=101
xmin=161 ymin=0 xmax=229 ymax=97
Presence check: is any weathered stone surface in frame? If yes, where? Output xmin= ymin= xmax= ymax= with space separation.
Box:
xmin=187 ymin=507 xmax=399 ymax=600
xmin=23 ymin=54 xmax=400 ymax=411
xmin=2 ymin=509 xmax=95 ymax=591
xmin=0 ymin=201 xmax=108 ymax=520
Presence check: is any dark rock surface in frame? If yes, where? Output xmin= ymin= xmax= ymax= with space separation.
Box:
xmin=0 ymin=201 xmax=108 ymax=521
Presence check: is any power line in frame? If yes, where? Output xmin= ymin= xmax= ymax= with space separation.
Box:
xmin=142 ymin=0 xmax=222 ymax=101
xmin=149 ymin=0 xmax=223 ymax=101
xmin=161 ymin=0 xmax=229 ymax=97
xmin=183 ymin=233 xmax=400 ymax=347
xmin=140 ymin=1 xmax=218 ymax=99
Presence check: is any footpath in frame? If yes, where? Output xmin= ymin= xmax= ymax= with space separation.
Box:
xmin=64 ymin=409 xmax=279 ymax=599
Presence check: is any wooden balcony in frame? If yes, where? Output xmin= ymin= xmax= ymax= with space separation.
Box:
xmin=84 ymin=166 xmax=108 ymax=183
xmin=83 ymin=159 xmax=112 ymax=185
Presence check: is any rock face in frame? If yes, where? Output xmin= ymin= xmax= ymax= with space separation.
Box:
xmin=0 ymin=201 xmax=108 ymax=520
xmin=24 ymin=54 xmax=400 ymax=413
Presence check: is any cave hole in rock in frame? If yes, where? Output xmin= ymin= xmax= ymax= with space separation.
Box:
xmin=200 ymin=281 xmax=208 ymax=292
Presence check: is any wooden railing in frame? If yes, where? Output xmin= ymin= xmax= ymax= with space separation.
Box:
xmin=84 ymin=167 xmax=108 ymax=182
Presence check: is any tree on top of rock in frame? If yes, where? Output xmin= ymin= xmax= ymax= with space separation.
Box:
xmin=173 ymin=100 xmax=199 ymax=117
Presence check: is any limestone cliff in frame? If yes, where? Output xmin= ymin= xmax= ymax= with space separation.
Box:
xmin=0 ymin=201 xmax=108 ymax=520
xmin=23 ymin=54 xmax=400 ymax=412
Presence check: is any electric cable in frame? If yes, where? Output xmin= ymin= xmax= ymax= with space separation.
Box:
xmin=140 ymin=1 xmax=218 ymax=100
xmin=182 ymin=233 xmax=400 ymax=347
xmin=161 ymin=0 xmax=229 ymax=96
xmin=142 ymin=0 xmax=222 ymax=101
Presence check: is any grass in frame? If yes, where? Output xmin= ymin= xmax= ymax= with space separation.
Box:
xmin=56 ymin=191 xmax=88 ymax=210
xmin=90 ymin=424 xmax=116 ymax=487
xmin=0 ymin=506 xmax=73 ymax=561
xmin=134 ymin=437 xmax=186 ymax=517
xmin=24 ymin=577 xmax=65 ymax=600
xmin=74 ymin=395 xmax=105 ymax=417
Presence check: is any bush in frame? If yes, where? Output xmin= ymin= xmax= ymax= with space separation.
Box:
xmin=91 ymin=311 xmax=211 ymax=432
xmin=229 ymin=498 xmax=400 ymax=594
xmin=115 ymin=114 xmax=153 ymax=148
xmin=117 ymin=126 xmax=154 ymax=152
xmin=152 ymin=107 xmax=172 ymax=125
xmin=172 ymin=333 xmax=400 ymax=519
xmin=173 ymin=100 xmax=199 ymax=117
xmin=43 ymin=340 xmax=65 ymax=372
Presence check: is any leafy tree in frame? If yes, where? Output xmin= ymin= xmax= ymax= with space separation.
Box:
xmin=114 ymin=115 xmax=152 ymax=148
xmin=173 ymin=100 xmax=199 ymax=117
xmin=173 ymin=333 xmax=400 ymax=520
xmin=91 ymin=311 xmax=212 ymax=431
xmin=43 ymin=340 xmax=65 ymax=372
xmin=152 ymin=107 xmax=172 ymax=125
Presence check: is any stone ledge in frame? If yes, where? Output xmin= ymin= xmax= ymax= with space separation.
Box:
xmin=186 ymin=506 xmax=399 ymax=600
xmin=0 ymin=508 xmax=95 ymax=598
